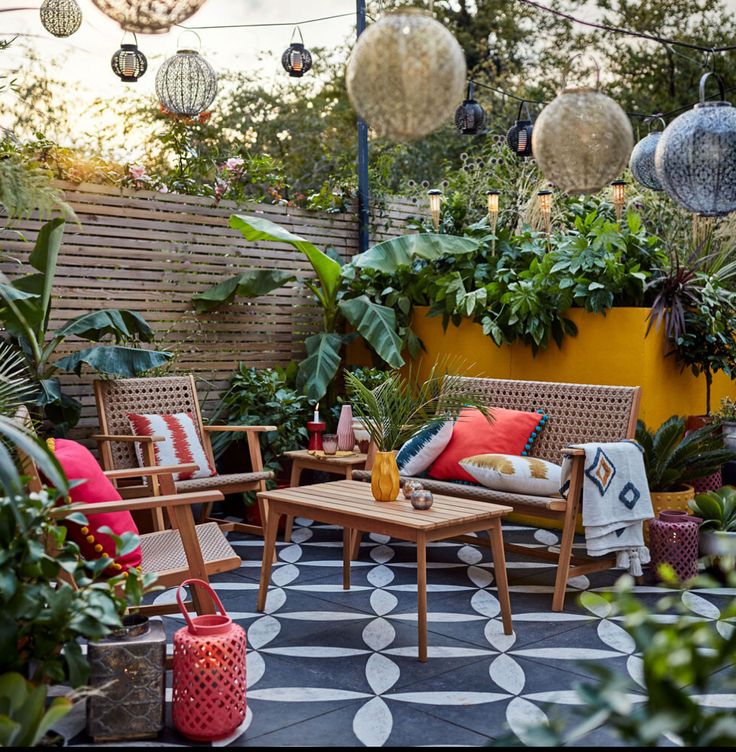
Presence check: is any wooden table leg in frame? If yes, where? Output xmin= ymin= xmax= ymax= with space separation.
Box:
xmin=343 ymin=527 xmax=351 ymax=590
xmin=350 ymin=530 xmax=362 ymax=560
xmin=257 ymin=507 xmax=281 ymax=612
xmin=283 ymin=461 xmax=303 ymax=543
xmin=488 ymin=520 xmax=513 ymax=636
xmin=417 ymin=533 xmax=428 ymax=662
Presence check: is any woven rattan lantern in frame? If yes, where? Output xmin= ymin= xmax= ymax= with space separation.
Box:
xmin=428 ymin=189 xmax=442 ymax=231
xmin=655 ymin=72 xmax=736 ymax=216
xmin=282 ymin=27 xmax=313 ymax=78
xmin=346 ymin=8 xmax=467 ymax=142
xmin=630 ymin=123 xmax=664 ymax=191
xmin=40 ymin=0 xmax=82 ymax=38
xmin=506 ymin=101 xmax=534 ymax=158
xmin=455 ymin=81 xmax=486 ymax=135
xmin=532 ymin=57 xmax=633 ymax=195
xmin=91 ymin=0 xmax=209 ymax=34
xmin=111 ymin=34 xmax=147 ymax=82
xmin=156 ymin=34 xmax=217 ymax=117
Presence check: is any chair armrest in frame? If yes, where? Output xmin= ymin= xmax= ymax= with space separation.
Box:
xmin=103 ymin=463 xmax=198 ymax=481
xmin=94 ymin=434 xmax=165 ymax=444
xmin=561 ymin=447 xmax=585 ymax=457
xmin=51 ymin=490 xmax=224 ymax=518
xmin=202 ymin=425 xmax=277 ymax=433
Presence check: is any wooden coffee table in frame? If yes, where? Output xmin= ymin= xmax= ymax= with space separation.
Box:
xmin=256 ymin=480 xmax=513 ymax=662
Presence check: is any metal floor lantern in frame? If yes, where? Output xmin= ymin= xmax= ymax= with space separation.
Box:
xmin=91 ymin=0 xmax=209 ymax=34
xmin=345 ymin=6 xmax=467 ymax=142
xmin=111 ymin=33 xmax=148 ymax=82
xmin=506 ymin=100 xmax=534 ymax=158
xmin=532 ymin=55 xmax=633 ymax=195
xmin=630 ymin=118 xmax=665 ymax=191
xmin=455 ymin=81 xmax=486 ymax=135
xmin=156 ymin=32 xmax=217 ymax=117
xmin=40 ymin=0 xmax=82 ymax=38
xmin=282 ymin=26 xmax=313 ymax=77
xmin=655 ymin=72 xmax=736 ymax=217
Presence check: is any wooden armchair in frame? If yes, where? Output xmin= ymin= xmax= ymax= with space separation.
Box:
xmin=93 ymin=375 xmax=276 ymax=536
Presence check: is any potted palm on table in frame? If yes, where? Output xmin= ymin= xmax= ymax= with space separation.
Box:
xmin=344 ymin=362 xmax=490 ymax=502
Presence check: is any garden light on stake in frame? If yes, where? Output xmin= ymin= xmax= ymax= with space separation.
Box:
xmin=538 ymin=189 xmax=552 ymax=235
xmin=40 ymin=0 xmax=82 ymax=37
xmin=428 ymin=189 xmax=442 ymax=232
xmin=111 ymin=34 xmax=147 ymax=83
xmin=282 ymin=26 xmax=313 ymax=77
xmin=455 ymin=81 xmax=486 ymax=135
xmin=611 ymin=180 xmax=626 ymax=220
xmin=487 ymin=190 xmax=500 ymax=249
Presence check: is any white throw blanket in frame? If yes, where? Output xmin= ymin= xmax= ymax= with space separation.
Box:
xmin=560 ymin=440 xmax=653 ymax=576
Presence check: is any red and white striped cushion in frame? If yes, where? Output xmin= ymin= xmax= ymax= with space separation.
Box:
xmin=127 ymin=412 xmax=216 ymax=481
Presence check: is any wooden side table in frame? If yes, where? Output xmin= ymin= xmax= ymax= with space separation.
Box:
xmin=281 ymin=450 xmax=367 ymax=542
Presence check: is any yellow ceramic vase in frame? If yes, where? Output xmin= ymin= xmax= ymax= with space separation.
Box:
xmin=371 ymin=451 xmax=400 ymax=502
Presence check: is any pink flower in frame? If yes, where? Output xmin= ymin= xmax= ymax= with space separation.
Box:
xmin=224 ymin=157 xmax=244 ymax=171
xmin=129 ymin=164 xmax=147 ymax=180
xmin=158 ymin=185 xmax=169 ymax=193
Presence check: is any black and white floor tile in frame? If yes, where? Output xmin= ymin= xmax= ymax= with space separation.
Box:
xmin=64 ymin=519 xmax=736 ymax=747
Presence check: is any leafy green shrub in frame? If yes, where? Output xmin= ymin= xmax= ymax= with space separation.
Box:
xmin=690 ymin=486 xmax=736 ymax=533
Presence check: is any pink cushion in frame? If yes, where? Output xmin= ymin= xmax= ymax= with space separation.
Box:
xmin=428 ymin=407 xmax=547 ymax=483
xmin=49 ymin=438 xmax=142 ymax=573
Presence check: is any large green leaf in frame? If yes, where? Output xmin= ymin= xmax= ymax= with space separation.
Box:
xmin=229 ymin=215 xmax=341 ymax=307
xmin=296 ymin=332 xmax=343 ymax=402
xmin=339 ymin=295 xmax=405 ymax=369
xmin=0 ymin=284 xmax=40 ymax=341
xmin=352 ymin=233 xmax=480 ymax=274
xmin=27 ymin=218 xmax=65 ymax=337
xmin=192 ymin=269 xmax=296 ymax=313
xmin=54 ymin=309 xmax=155 ymax=343
xmin=54 ymin=345 xmax=172 ymax=377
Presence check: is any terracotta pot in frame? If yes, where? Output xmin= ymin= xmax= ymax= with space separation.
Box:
xmin=646 ymin=485 xmax=695 ymax=544
xmin=371 ymin=450 xmax=400 ymax=502
xmin=685 ymin=414 xmax=712 ymax=432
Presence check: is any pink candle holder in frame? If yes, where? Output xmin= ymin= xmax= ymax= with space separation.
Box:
xmin=307 ymin=421 xmax=326 ymax=451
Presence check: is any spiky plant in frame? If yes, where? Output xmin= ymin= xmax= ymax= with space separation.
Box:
xmin=0 ymin=343 xmax=34 ymax=418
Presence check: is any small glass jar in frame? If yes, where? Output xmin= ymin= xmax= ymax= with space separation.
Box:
xmin=322 ymin=433 xmax=338 ymax=455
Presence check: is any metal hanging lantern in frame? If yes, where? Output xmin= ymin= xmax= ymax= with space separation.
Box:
xmin=454 ymin=81 xmax=486 ymax=135
xmin=40 ymin=0 xmax=82 ymax=38
xmin=91 ymin=0 xmax=209 ymax=34
xmin=532 ymin=56 xmax=633 ymax=195
xmin=156 ymin=33 xmax=217 ymax=117
xmin=506 ymin=100 xmax=534 ymax=158
xmin=346 ymin=7 xmax=467 ymax=142
xmin=282 ymin=27 xmax=313 ymax=78
xmin=630 ymin=118 xmax=665 ymax=191
xmin=655 ymin=72 xmax=736 ymax=217
xmin=111 ymin=34 xmax=147 ymax=83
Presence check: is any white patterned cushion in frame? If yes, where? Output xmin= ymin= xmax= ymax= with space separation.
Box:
xmin=396 ymin=420 xmax=454 ymax=476
xmin=460 ymin=453 xmax=561 ymax=496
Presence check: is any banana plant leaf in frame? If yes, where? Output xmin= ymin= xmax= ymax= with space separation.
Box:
xmin=0 ymin=284 xmax=40 ymax=340
xmin=27 ymin=218 xmax=65 ymax=337
xmin=339 ymin=295 xmax=405 ymax=369
xmin=55 ymin=346 xmax=172 ymax=377
xmin=352 ymin=233 xmax=481 ymax=274
xmin=296 ymin=332 xmax=343 ymax=402
xmin=54 ymin=309 xmax=156 ymax=343
xmin=229 ymin=215 xmax=342 ymax=309
xmin=192 ymin=269 xmax=296 ymax=313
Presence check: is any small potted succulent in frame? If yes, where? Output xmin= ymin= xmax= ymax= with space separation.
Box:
xmin=715 ymin=396 xmax=736 ymax=453
xmin=689 ymin=486 xmax=736 ymax=567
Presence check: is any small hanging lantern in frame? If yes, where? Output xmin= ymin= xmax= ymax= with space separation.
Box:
xmin=538 ymin=189 xmax=553 ymax=235
xmin=506 ymin=100 xmax=534 ymax=158
xmin=91 ymin=0 xmax=209 ymax=34
xmin=111 ymin=34 xmax=147 ymax=83
xmin=282 ymin=26 xmax=313 ymax=78
xmin=455 ymin=81 xmax=486 ymax=135
xmin=156 ymin=32 xmax=217 ymax=118
xmin=39 ymin=0 xmax=82 ymax=38
xmin=346 ymin=7 xmax=467 ymax=142
xmin=611 ymin=180 xmax=626 ymax=220
xmin=428 ymin=189 xmax=442 ymax=232
xmin=630 ymin=117 xmax=665 ymax=191
xmin=656 ymin=72 xmax=736 ymax=216
xmin=532 ymin=55 xmax=633 ymax=195
xmin=172 ymin=580 xmax=247 ymax=742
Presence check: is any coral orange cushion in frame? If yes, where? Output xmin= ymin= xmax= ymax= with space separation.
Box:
xmin=428 ymin=407 xmax=547 ymax=483
xmin=49 ymin=438 xmax=142 ymax=573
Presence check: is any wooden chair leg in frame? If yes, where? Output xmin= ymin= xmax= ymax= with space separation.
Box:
xmin=552 ymin=458 xmax=584 ymax=612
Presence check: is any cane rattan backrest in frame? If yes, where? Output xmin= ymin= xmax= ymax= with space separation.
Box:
xmin=459 ymin=377 xmax=640 ymax=464
xmin=94 ymin=376 xmax=206 ymax=470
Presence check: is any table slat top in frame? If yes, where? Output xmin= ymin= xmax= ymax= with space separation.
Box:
xmin=258 ymin=480 xmax=512 ymax=530
xmin=284 ymin=450 xmax=368 ymax=466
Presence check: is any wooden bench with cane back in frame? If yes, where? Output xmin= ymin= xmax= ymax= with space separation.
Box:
xmin=353 ymin=377 xmax=642 ymax=611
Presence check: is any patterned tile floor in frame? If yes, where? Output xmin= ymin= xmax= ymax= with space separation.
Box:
xmin=63 ymin=518 xmax=736 ymax=747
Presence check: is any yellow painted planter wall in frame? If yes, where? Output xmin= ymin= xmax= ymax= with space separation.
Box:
xmin=407 ymin=307 xmax=735 ymax=428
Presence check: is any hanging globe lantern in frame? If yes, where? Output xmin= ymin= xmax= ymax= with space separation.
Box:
xmin=40 ymin=0 xmax=82 ymax=38
xmin=532 ymin=56 xmax=633 ymax=195
xmin=655 ymin=73 xmax=736 ymax=217
xmin=111 ymin=34 xmax=148 ymax=83
xmin=630 ymin=119 xmax=665 ymax=191
xmin=156 ymin=34 xmax=217 ymax=117
xmin=454 ymin=81 xmax=486 ymax=135
xmin=281 ymin=26 xmax=313 ymax=78
xmin=506 ymin=100 xmax=534 ymax=158
xmin=346 ymin=8 xmax=467 ymax=142
xmin=91 ymin=0 xmax=209 ymax=34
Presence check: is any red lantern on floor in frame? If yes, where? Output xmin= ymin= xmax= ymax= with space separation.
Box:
xmin=649 ymin=510 xmax=702 ymax=582
xmin=172 ymin=579 xmax=247 ymax=742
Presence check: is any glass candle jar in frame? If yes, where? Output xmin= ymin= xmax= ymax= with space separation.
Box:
xmin=322 ymin=434 xmax=338 ymax=455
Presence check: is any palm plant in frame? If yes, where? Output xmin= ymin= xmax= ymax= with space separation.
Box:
xmin=636 ymin=416 xmax=735 ymax=492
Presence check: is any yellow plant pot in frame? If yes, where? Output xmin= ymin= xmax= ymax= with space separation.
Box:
xmin=371 ymin=451 xmax=400 ymax=502
xmin=646 ymin=485 xmax=695 ymax=543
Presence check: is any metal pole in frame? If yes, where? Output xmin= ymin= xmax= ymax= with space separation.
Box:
xmin=356 ymin=0 xmax=370 ymax=253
